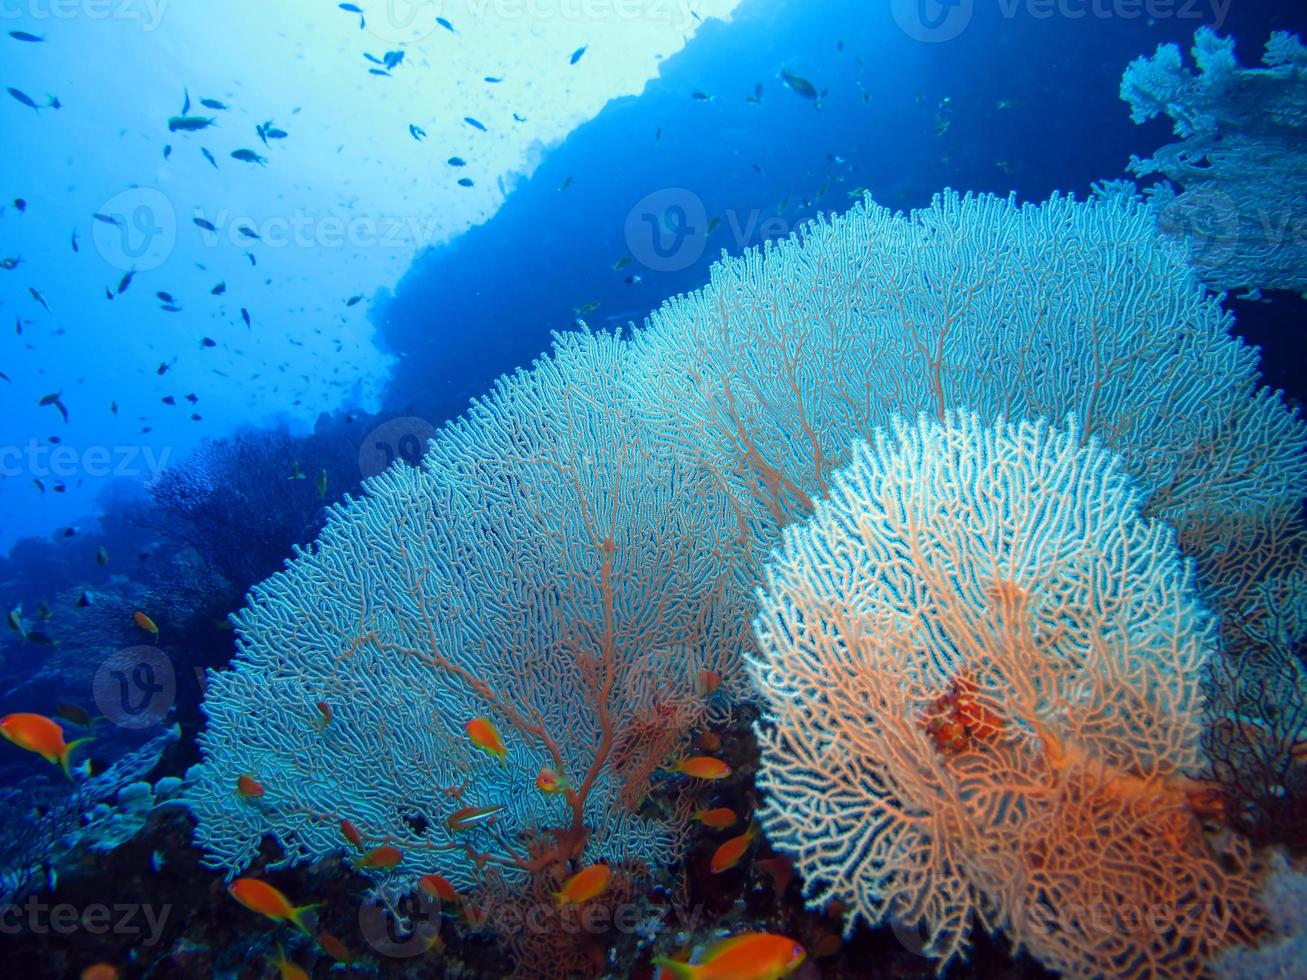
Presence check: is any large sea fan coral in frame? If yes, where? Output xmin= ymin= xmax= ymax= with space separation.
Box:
xmin=190 ymin=190 xmax=1303 ymax=974
xmin=749 ymin=413 xmax=1263 ymax=978
xmin=631 ymin=191 xmax=1307 ymax=643
xmin=189 ymin=330 xmax=745 ymax=917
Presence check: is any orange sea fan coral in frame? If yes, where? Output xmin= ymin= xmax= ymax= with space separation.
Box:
xmin=749 ymin=413 xmax=1265 ymax=978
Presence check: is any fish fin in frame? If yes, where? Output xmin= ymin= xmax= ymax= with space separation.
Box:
xmin=59 ymin=736 xmax=93 ymax=780
xmin=650 ymin=957 xmax=698 ymax=980
xmin=289 ymin=902 xmax=321 ymax=935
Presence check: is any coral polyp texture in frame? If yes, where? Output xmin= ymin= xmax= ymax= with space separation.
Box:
xmin=749 ymin=414 xmax=1263 ymax=978
xmin=1121 ymin=28 xmax=1307 ymax=299
xmin=189 ymin=330 xmax=744 ymax=902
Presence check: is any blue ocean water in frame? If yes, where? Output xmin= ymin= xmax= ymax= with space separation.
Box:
xmin=1 ymin=0 xmax=1305 ymax=977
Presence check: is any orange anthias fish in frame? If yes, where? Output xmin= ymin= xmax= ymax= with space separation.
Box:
xmin=695 ymin=730 xmax=722 ymax=753
xmin=314 ymin=701 xmax=333 ymax=730
xmin=671 ymin=756 xmax=731 ymax=780
xmin=710 ymin=823 xmax=759 ymax=874
xmin=353 ymin=844 xmax=402 ymax=870
xmin=693 ymin=807 xmax=738 ymax=830
xmin=0 ymin=712 xmax=92 ymax=779
xmin=227 ymin=878 xmax=318 ymax=934
xmin=466 ymin=716 xmax=507 ymax=766
xmin=132 ymin=610 xmax=159 ymax=636
xmin=269 ymin=946 xmax=308 ymax=980
xmin=418 ymin=873 xmax=461 ymax=903
xmin=55 ymin=703 xmax=94 ymax=728
xmin=340 ymin=818 xmax=363 ymax=850
xmin=698 ymin=669 xmax=722 ymax=694
xmin=554 ymin=863 xmax=611 ymax=905
xmin=535 ymin=766 xmax=570 ymax=794
xmin=757 ymin=856 xmax=793 ymax=898
xmin=812 ymin=930 xmax=843 ymax=958
xmin=653 ymin=932 xmax=806 ymax=980
xmin=317 ymin=930 xmax=353 ymax=964
xmin=80 ymin=965 xmax=119 ymax=980
xmin=236 ymin=773 xmax=265 ymax=798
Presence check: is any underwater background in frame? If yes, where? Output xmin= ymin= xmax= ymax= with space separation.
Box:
xmin=2 ymin=0 xmax=1307 ymax=977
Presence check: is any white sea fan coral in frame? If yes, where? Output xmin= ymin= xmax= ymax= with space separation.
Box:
xmin=749 ymin=413 xmax=1263 ymax=978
